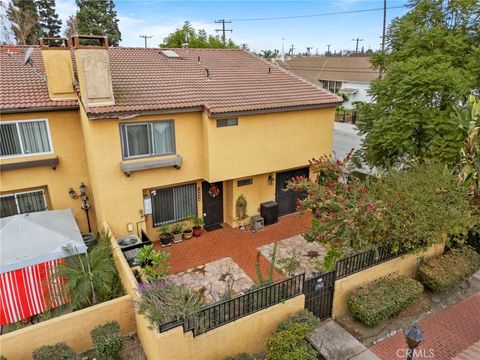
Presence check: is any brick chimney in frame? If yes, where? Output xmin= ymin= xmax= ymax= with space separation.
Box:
xmin=39 ymin=37 xmax=76 ymax=100
xmin=72 ymin=35 xmax=115 ymax=107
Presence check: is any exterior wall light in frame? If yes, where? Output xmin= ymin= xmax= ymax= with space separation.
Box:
xmin=68 ymin=183 xmax=92 ymax=233
xmin=268 ymin=175 xmax=275 ymax=185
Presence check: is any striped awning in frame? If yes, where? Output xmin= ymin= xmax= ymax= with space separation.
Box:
xmin=0 ymin=259 xmax=68 ymax=325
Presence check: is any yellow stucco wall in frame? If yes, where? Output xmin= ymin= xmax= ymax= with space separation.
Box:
xmin=0 ymin=110 xmax=95 ymax=233
xmin=0 ymin=295 xmax=136 ymax=360
xmin=332 ymin=243 xmax=445 ymax=319
xmin=41 ymin=49 xmax=76 ymax=100
xmin=138 ymin=295 xmax=305 ymax=360
xmin=78 ymin=107 xmax=334 ymax=236
xmin=205 ymin=108 xmax=335 ymax=182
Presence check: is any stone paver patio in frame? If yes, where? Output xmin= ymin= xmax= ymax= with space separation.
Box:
xmin=167 ymin=257 xmax=254 ymax=303
xmin=257 ymin=234 xmax=327 ymax=278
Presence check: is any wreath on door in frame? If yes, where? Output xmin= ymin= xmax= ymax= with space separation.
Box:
xmin=208 ymin=184 xmax=220 ymax=198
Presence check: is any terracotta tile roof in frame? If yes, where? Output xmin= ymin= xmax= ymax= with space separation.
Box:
xmin=1 ymin=46 xmax=341 ymax=116
xmin=0 ymin=46 xmax=77 ymax=112
xmin=88 ymin=47 xmax=342 ymax=117
xmin=278 ymin=56 xmax=379 ymax=84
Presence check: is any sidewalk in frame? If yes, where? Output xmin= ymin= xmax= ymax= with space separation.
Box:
xmin=371 ymin=292 xmax=480 ymax=360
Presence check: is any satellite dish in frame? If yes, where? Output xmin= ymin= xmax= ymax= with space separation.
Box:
xmin=24 ymin=47 xmax=34 ymax=65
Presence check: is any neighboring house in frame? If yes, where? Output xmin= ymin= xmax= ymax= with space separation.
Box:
xmin=278 ymin=56 xmax=379 ymax=109
xmin=0 ymin=36 xmax=341 ymax=239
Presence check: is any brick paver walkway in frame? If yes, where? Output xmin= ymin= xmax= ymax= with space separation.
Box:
xmin=371 ymin=293 xmax=480 ymax=360
xmin=154 ymin=212 xmax=312 ymax=283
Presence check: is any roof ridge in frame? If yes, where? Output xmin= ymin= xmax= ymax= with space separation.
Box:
xmin=250 ymin=51 xmax=343 ymax=102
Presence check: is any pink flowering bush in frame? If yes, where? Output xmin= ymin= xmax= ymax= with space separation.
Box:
xmin=287 ymin=151 xmax=384 ymax=267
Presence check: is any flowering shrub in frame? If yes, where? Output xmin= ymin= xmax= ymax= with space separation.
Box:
xmin=287 ymin=151 xmax=384 ymax=265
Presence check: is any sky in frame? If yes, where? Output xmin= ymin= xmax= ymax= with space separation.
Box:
xmin=53 ymin=0 xmax=409 ymax=53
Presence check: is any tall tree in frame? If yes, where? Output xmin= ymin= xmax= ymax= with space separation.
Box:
xmin=160 ymin=21 xmax=239 ymax=48
xmin=6 ymin=0 xmax=40 ymax=44
xmin=356 ymin=0 xmax=480 ymax=168
xmin=76 ymin=0 xmax=121 ymax=46
xmin=64 ymin=14 xmax=78 ymax=39
xmin=37 ymin=0 xmax=62 ymax=38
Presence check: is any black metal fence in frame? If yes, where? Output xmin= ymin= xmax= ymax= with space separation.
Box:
xmin=156 ymin=244 xmax=409 ymax=336
xmin=335 ymin=243 xmax=404 ymax=279
xmin=159 ymin=273 xmax=305 ymax=336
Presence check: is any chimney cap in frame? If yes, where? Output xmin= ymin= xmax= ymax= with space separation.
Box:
xmin=71 ymin=35 xmax=109 ymax=49
xmin=39 ymin=37 xmax=70 ymax=49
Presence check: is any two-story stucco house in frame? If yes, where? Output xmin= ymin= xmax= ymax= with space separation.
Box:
xmin=0 ymin=36 xmax=341 ymax=240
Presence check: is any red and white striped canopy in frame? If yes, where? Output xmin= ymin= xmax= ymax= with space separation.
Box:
xmin=0 ymin=259 xmax=68 ymax=325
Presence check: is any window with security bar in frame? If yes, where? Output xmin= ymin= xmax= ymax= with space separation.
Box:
xmin=0 ymin=189 xmax=48 ymax=218
xmin=151 ymin=183 xmax=197 ymax=226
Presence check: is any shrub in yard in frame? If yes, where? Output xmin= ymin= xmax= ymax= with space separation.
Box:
xmin=347 ymin=276 xmax=423 ymax=327
xmin=419 ymin=246 xmax=480 ymax=293
xmin=90 ymin=321 xmax=123 ymax=360
xmin=276 ymin=309 xmax=319 ymax=332
xmin=32 ymin=343 xmax=76 ymax=360
xmin=266 ymin=322 xmax=317 ymax=360
xmin=223 ymin=353 xmax=255 ymax=360
xmin=137 ymin=280 xmax=204 ymax=327
xmin=1 ymin=356 xmax=7 ymax=360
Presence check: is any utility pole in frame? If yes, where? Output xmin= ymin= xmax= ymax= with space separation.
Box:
xmin=352 ymin=37 xmax=364 ymax=54
xmin=281 ymin=37 xmax=285 ymax=61
xmin=214 ymin=19 xmax=232 ymax=45
xmin=326 ymin=44 xmax=331 ymax=56
xmin=140 ymin=34 xmax=152 ymax=48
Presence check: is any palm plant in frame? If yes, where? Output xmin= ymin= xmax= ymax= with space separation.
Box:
xmin=52 ymin=231 xmax=123 ymax=310
xmin=260 ymin=49 xmax=276 ymax=61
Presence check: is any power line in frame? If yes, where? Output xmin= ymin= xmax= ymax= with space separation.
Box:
xmin=215 ymin=19 xmax=232 ymax=45
xmin=229 ymin=5 xmax=405 ymax=22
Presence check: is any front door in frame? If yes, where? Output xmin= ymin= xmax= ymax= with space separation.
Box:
xmin=275 ymin=167 xmax=310 ymax=216
xmin=202 ymin=181 xmax=223 ymax=231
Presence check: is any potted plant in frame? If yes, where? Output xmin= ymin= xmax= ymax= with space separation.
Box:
xmin=134 ymin=244 xmax=155 ymax=266
xmin=171 ymin=223 xmax=184 ymax=243
xmin=192 ymin=217 xmax=204 ymax=237
xmin=158 ymin=224 xmax=173 ymax=247
xmin=183 ymin=226 xmax=193 ymax=240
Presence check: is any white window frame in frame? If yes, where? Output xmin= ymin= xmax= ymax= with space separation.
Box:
xmin=0 ymin=189 xmax=48 ymax=217
xmin=0 ymin=118 xmax=54 ymax=159
xmin=120 ymin=120 xmax=175 ymax=160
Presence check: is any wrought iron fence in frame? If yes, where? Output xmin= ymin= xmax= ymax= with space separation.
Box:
xmin=159 ymin=273 xmax=305 ymax=336
xmin=335 ymin=243 xmax=404 ymax=279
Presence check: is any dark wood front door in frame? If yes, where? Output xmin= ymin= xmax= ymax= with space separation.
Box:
xmin=275 ymin=167 xmax=309 ymax=216
xmin=202 ymin=181 xmax=223 ymax=231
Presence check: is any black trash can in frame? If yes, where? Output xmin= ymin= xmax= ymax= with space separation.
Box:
xmin=261 ymin=201 xmax=279 ymax=226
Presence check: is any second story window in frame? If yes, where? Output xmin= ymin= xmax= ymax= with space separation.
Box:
xmin=0 ymin=119 xmax=52 ymax=158
xmin=120 ymin=120 xmax=175 ymax=159
xmin=216 ymin=118 xmax=238 ymax=127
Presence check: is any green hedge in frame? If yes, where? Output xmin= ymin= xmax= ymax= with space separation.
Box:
xmin=90 ymin=321 xmax=123 ymax=360
xmin=347 ymin=276 xmax=423 ymax=327
xmin=266 ymin=310 xmax=319 ymax=360
xmin=419 ymin=246 xmax=480 ymax=293
xmin=32 ymin=343 xmax=76 ymax=360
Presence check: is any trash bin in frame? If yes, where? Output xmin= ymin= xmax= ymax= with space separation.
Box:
xmin=260 ymin=201 xmax=278 ymax=226
xmin=82 ymin=232 xmax=96 ymax=248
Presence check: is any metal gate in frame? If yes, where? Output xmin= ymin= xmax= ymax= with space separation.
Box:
xmin=304 ymin=270 xmax=336 ymax=319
